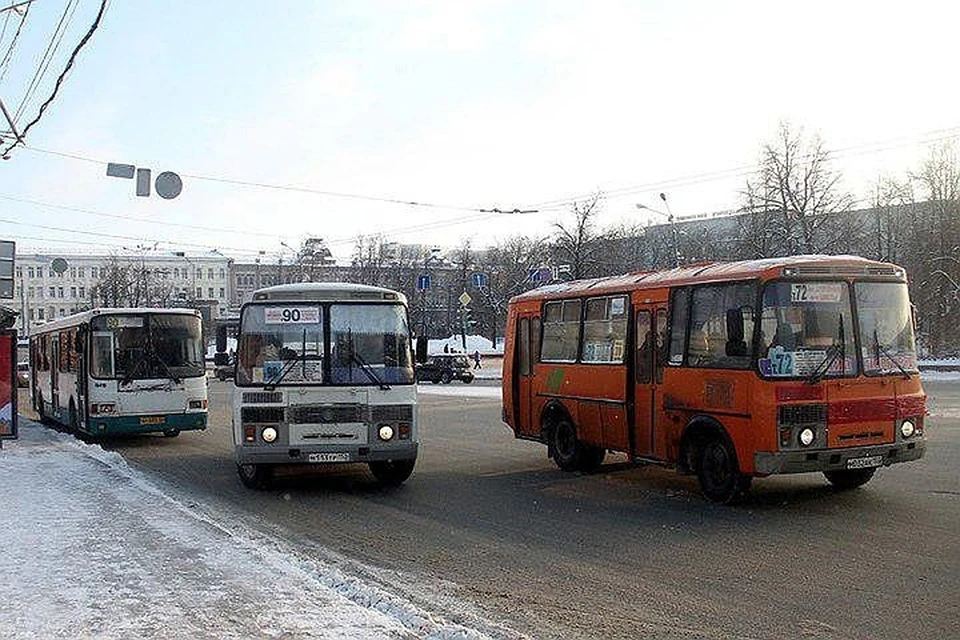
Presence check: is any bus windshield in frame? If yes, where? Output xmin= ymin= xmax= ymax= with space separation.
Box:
xmin=90 ymin=314 xmax=205 ymax=381
xmin=237 ymin=303 xmax=414 ymax=385
xmin=855 ymin=281 xmax=918 ymax=374
xmin=758 ymin=281 xmax=857 ymax=379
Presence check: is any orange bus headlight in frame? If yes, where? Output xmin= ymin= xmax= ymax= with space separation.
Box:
xmin=899 ymin=420 xmax=916 ymax=439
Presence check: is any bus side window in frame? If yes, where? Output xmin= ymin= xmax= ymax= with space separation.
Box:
xmin=668 ymin=288 xmax=689 ymax=366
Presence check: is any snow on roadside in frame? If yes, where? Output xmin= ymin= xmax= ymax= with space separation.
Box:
xmin=0 ymin=426 xmax=511 ymax=640
xmin=417 ymin=384 xmax=502 ymax=400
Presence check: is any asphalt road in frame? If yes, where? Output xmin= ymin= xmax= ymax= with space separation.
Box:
xmin=25 ymin=379 xmax=960 ymax=640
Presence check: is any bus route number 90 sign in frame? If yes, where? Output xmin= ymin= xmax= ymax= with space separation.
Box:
xmin=264 ymin=307 xmax=320 ymax=324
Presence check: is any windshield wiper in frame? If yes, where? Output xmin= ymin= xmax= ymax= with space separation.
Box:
xmin=150 ymin=351 xmax=182 ymax=384
xmin=873 ymin=328 xmax=911 ymax=380
xmin=807 ymin=313 xmax=845 ymax=385
xmin=264 ymin=357 xmax=300 ymax=391
xmin=344 ymin=329 xmax=390 ymax=390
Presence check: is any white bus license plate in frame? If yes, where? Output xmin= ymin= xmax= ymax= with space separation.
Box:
xmin=308 ymin=452 xmax=350 ymax=463
xmin=846 ymin=455 xmax=883 ymax=470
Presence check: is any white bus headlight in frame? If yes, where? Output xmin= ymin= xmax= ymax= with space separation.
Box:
xmin=378 ymin=425 xmax=394 ymax=441
xmin=798 ymin=428 xmax=815 ymax=447
xmin=261 ymin=427 xmax=278 ymax=443
xmin=900 ymin=420 xmax=915 ymax=439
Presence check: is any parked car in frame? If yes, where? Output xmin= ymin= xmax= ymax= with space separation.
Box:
xmin=16 ymin=361 xmax=30 ymax=388
xmin=214 ymin=363 xmax=235 ymax=381
xmin=416 ymin=354 xmax=474 ymax=384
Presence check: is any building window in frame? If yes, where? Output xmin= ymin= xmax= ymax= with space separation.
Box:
xmin=49 ymin=287 xmax=55 ymax=298
xmin=58 ymin=287 xmax=64 ymax=298
xmin=196 ymin=286 xmax=202 ymax=298
xmin=27 ymin=266 xmax=34 ymax=278
xmin=79 ymin=286 xmax=85 ymax=298
xmin=15 ymin=266 xmax=21 ymax=277
xmin=59 ymin=308 xmax=66 ymax=317
xmin=208 ymin=287 xmax=214 ymax=298
xmin=219 ymin=287 xmax=225 ymax=298
xmin=207 ymin=268 xmax=214 ymax=279
xmin=78 ymin=267 xmax=85 ymax=278
xmin=90 ymin=267 xmax=98 ymax=278
xmin=70 ymin=267 xmax=76 ymax=278
xmin=173 ymin=268 xmax=180 ymax=279
xmin=196 ymin=268 xmax=203 ymax=280
xmin=37 ymin=308 xmax=44 ymax=320
xmin=27 ymin=287 xmax=34 ymax=298
xmin=219 ymin=268 xmax=225 ymax=279
xmin=70 ymin=287 xmax=77 ymax=298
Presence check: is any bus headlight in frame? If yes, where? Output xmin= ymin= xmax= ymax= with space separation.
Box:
xmin=262 ymin=427 xmax=278 ymax=443
xmin=378 ymin=425 xmax=394 ymax=441
xmin=798 ymin=428 xmax=815 ymax=447
xmin=900 ymin=420 xmax=915 ymax=439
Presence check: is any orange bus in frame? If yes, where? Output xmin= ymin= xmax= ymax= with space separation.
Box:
xmin=502 ymin=255 xmax=927 ymax=502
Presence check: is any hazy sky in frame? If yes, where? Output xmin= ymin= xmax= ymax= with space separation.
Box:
xmin=1 ymin=0 xmax=957 ymax=262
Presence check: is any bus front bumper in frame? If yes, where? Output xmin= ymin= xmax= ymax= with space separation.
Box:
xmin=754 ymin=438 xmax=926 ymax=476
xmin=235 ymin=442 xmax=419 ymax=466
xmin=85 ymin=412 xmax=208 ymax=436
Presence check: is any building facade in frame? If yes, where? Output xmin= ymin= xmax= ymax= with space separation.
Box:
xmin=13 ymin=251 xmax=232 ymax=336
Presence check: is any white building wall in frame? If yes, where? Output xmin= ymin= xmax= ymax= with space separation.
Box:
xmin=13 ymin=252 xmax=232 ymax=336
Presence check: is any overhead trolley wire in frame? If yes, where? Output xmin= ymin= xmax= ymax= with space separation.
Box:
xmin=13 ymin=0 xmax=80 ymax=123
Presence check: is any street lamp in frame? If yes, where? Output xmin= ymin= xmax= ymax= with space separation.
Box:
xmin=636 ymin=192 xmax=681 ymax=268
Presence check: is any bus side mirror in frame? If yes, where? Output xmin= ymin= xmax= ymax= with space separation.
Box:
xmin=216 ymin=325 xmax=227 ymax=353
xmin=415 ymin=336 xmax=428 ymax=364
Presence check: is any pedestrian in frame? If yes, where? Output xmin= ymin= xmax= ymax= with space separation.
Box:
xmin=473 ymin=349 xmax=481 ymax=369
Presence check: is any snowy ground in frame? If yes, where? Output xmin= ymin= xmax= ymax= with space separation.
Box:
xmin=0 ymin=424 xmax=504 ymax=640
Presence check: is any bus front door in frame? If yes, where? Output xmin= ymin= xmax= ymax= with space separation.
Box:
xmin=633 ymin=306 xmax=668 ymax=459
xmin=513 ymin=314 xmax=539 ymax=438
xmin=51 ymin=338 xmax=60 ymax=417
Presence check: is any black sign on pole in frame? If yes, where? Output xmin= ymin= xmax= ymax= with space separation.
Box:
xmin=0 ymin=240 xmax=14 ymax=301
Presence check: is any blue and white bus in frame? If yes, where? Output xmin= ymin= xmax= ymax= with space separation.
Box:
xmin=233 ymin=282 xmax=418 ymax=488
xmin=30 ymin=308 xmax=208 ymax=438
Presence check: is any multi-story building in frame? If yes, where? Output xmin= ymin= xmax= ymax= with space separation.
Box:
xmin=13 ymin=251 xmax=233 ymax=336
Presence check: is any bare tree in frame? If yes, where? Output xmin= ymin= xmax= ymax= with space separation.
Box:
xmin=551 ymin=193 xmax=604 ymax=279
xmin=743 ymin=123 xmax=856 ymax=255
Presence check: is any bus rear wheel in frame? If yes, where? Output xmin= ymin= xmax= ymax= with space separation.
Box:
xmin=369 ymin=459 xmax=416 ymax=486
xmin=237 ymin=463 xmax=273 ymax=490
xmin=697 ymin=437 xmax=751 ymax=504
xmin=824 ymin=468 xmax=876 ymax=490
xmin=163 ymin=429 xmax=181 ymax=438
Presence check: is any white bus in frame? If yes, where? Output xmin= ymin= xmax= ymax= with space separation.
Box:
xmin=30 ymin=308 xmax=208 ymax=438
xmin=233 ymin=282 xmax=418 ymax=489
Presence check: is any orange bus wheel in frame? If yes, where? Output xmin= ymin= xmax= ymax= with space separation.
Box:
xmin=697 ymin=437 xmax=751 ymax=504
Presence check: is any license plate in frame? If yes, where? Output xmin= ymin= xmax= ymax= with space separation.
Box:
xmin=140 ymin=416 xmax=166 ymax=425
xmin=846 ymin=455 xmax=883 ymax=469
xmin=308 ymin=452 xmax=350 ymax=463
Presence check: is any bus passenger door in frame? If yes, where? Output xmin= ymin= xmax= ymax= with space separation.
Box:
xmin=51 ymin=338 xmax=60 ymax=416
xmin=513 ymin=315 xmax=539 ymax=438
xmin=633 ymin=306 xmax=668 ymax=458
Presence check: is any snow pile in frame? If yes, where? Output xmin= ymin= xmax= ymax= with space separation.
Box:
xmin=0 ymin=424 xmax=509 ymax=639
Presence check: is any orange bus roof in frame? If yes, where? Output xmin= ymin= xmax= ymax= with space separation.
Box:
xmin=511 ymin=255 xmax=906 ymax=302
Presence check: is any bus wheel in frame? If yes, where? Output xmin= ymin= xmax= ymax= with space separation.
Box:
xmin=237 ymin=463 xmax=273 ymax=490
xmin=369 ymin=459 xmax=416 ymax=486
xmin=163 ymin=429 xmax=181 ymax=438
xmin=551 ymin=418 xmax=587 ymax=472
xmin=697 ymin=437 xmax=751 ymax=504
xmin=824 ymin=468 xmax=876 ymax=490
